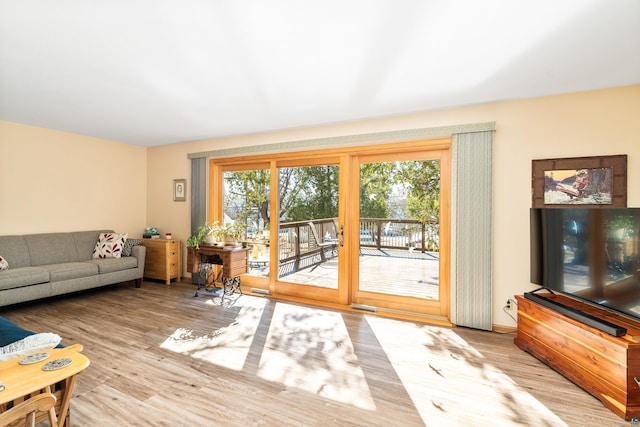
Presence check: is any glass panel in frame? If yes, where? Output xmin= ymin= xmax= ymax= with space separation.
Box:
xmin=358 ymin=160 xmax=440 ymax=300
xmin=277 ymin=165 xmax=339 ymax=288
xmin=223 ymin=169 xmax=271 ymax=277
xmin=560 ymin=209 xmax=640 ymax=291
xmin=604 ymin=210 xmax=639 ymax=285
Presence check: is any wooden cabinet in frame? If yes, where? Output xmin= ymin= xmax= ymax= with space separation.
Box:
xmin=142 ymin=238 xmax=181 ymax=285
xmin=515 ymin=293 xmax=640 ymax=421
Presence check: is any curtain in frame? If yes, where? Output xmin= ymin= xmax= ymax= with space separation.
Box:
xmin=190 ymin=158 xmax=207 ymax=235
xmin=451 ymin=130 xmax=494 ymax=330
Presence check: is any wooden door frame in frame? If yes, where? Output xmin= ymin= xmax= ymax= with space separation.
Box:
xmin=271 ymin=156 xmax=344 ymax=304
xmin=208 ymin=138 xmax=451 ymax=317
xmin=349 ymin=146 xmax=451 ymax=317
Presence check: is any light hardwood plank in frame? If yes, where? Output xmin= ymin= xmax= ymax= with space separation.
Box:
xmin=2 ymin=280 xmax=628 ymax=426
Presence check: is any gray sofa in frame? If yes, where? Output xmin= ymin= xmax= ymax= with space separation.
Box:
xmin=0 ymin=230 xmax=146 ymax=308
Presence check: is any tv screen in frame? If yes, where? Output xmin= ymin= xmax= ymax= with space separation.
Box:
xmin=530 ymin=207 xmax=640 ymax=321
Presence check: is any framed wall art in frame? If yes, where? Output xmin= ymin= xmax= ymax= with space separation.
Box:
xmin=173 ymin=179 xmax=186 ymax=202
xmin=531 ymin=155 xmax=627 ymax=208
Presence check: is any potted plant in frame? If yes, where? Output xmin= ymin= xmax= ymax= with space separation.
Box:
xmin=186 ymin=224 xmax=204 ymax=276
xmin=212 ymin=222 xmax=246 ymax=246
xmin=186 ymin=221 xmax=221 ymax=249
xmin=186 ymin=221 xmax=219 ymax=279
xmin=203 ymin=221 xmax=221 ymax=245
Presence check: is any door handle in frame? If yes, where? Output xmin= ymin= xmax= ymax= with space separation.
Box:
xmin=338 ymin=224 xmax=344 ymax=247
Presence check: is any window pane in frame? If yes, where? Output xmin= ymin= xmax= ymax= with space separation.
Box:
xmin=223 ymin=169 xmax=271 ymax=277
xmin=358 ymin=160 xmax=440 ymax=300
xmin=277 ymin=165 xmax=339 ymax=288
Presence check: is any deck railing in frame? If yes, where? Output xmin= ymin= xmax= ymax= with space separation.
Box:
xmin=359 ymin=218 xmax=439 ymax=252
xmin=256 ymin=217 xmax=438 ymax=277
xmin=275 ymin=219 xmax=336 ymax=276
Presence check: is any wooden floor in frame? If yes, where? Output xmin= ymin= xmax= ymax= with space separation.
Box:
xmin=2 ymin=280 xmax=628 ymax=426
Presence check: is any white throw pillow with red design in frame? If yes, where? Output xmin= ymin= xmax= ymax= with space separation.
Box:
xmin=92 ymin=233 xmax=128 ymax=259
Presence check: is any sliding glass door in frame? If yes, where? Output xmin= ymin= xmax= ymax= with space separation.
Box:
xmin=222 ymin=166 xmax=271 ymax=279
xmin=351 ymin=149 xmax=450 ymax=317
xmin=210 ymin=139 xmax=450 ymax=318
xmin=272 ymin=157 xmax=344 ymax=303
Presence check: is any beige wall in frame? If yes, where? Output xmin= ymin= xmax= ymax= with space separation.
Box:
xmin=490 ymin=86 xmax=639 ymax=328
xmin=148 ymin=85 xmax=640 ymax=328
xmin=1 ymin=85 xmax=638 ymax=328
xmin=0 ymin=121 xmax=147 ymax=236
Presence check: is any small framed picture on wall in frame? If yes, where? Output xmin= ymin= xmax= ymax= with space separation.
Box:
xmin=173 ymin=179 xmax=186 ymax=202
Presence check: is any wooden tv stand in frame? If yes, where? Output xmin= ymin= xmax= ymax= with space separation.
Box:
xmin=515 ymin=293 xmax=640 ymax=421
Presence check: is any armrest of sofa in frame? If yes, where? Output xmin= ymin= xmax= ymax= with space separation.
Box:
xmin=131 ymin=245 xmax=146 ymax=288
xmin=131 ymin=245 xmax=146 ymax=273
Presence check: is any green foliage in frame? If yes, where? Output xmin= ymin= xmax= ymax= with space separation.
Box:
xmin=225 ymin=170 xmax=271 ymax=227
xmin=186 ymin=221 xmax=217 ymax=249
xmin=187 ymin=220 xmax=246 ymax=248
xmin=397 ymin=160 xmax=440 ymax=250
xmin=283 ymin=165 xmax=339 ymax=221
xmin=359 ymin=162 xmax=394 ymax=218
xmin=211 ymin=222 xmax=246 ymax=241
xmin=222 ymin=159 xmax=441 ymax=250
xmin=397 ymin=160 xmax=440 ymax=224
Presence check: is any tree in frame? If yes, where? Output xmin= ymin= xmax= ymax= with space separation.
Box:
xmin=396 ymin=160 xmax=441 ymax=250
xmin=223 ymin=159 xmax=441 ymax=249
xmin=224 ymin=165 xmax=340 ymax=227
xmin=359 ymin=162 xmax=394 ymax=218
xmin=224 ymin=170 xmax=270 ymax=228
xmin=284 ymin=165 xmax=338 ymax=221
xmin=396 ymin=160 xmax=440 ymax=224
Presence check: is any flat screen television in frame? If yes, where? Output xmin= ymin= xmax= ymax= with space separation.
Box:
xmin=530 ymin=207 xmax=640 ymax=323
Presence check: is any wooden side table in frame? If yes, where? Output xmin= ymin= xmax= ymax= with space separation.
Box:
xmin=142 ymin=238 xmax=182 ymax=285
xmin=0 ymin=343 xmax=90 ymax=427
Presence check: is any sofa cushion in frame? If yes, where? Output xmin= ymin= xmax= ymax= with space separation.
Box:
xmin=87 ymin=257 xmax=138 ymax=274
xmin=42 ymin=262 xmax=99 ymax=282
xmin=0 ymin=235 xmax=31 ymax=268
xmin=0 ymin=267 xmax=50 ymax=291
xmin=24 ymin=233 xmax=79 ymax=266
xmin=93 ymin=233 xmax=128 ymax=259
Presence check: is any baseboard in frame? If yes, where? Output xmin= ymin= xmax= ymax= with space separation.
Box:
xmin=493 ymin=324 xmax=516 ymax=333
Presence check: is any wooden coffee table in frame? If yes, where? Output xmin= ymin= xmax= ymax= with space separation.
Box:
xmin=0 ymin=343 xmax=90 ymax=427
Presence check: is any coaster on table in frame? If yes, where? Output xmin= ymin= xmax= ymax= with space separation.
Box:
xmin=42 ymin=357 xmax=72 ymax=371
xmin=19 ymin=352 xmax=50 ymax=365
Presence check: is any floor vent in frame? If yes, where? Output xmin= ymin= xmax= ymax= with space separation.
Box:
xmin=250 ymin=288 xmax=271 ymax=296
xmin=352 ymin=304 xmax=449 ymax=322
xmin=351 ymin=304 xmax=377 ymax=313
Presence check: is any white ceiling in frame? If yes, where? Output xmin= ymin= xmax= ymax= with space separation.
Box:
xmin=1 ymin=1 xmax=639 ymax=147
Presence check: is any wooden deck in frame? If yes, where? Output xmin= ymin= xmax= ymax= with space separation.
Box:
xmin=250 ymin=249 xmax=440 ymax=300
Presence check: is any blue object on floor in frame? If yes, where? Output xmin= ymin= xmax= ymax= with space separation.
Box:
xmin=0 ymin=316 xmax=64 ymax=348
xmin=0 ymin=316 xmax=35 ymax=347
